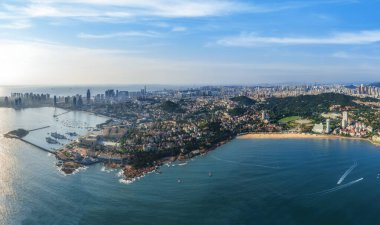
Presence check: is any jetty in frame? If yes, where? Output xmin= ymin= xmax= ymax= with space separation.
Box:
xmin=28 ymin=126 xmax=50 ymax=132
xmin=4 ymin=126 xmax=56 ymax=154
xmin=54 ymin=110 xmax=70 ymax=118
xmin=19 ymin=138 xmax=56 ymax=154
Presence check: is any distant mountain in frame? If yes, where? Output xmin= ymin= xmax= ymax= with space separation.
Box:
xmin=370 ymin=82 xmax=380 ymax=88
xmin=344 ymin=84 xmax=356 ymax=89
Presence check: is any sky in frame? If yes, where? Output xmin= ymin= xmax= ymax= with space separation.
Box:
xmin=0 ymin=0 xmax=380 ymax=85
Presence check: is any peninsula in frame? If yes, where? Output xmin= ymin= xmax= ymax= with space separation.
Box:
xmin=2 ymin=84 xmax=380 ymax=182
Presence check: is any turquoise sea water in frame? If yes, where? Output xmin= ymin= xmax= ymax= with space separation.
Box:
xmin=1 ymin=108 xmax=380 ymax=225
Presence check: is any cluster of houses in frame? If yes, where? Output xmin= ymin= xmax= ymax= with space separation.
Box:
xmin=311 ymin=110 xmax=373 ymax=138
xmin=335 ymin=121 xmax=373 ymax=137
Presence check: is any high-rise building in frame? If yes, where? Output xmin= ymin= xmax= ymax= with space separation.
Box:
xmin=118 ymin=91 xmax=129 ymax=101
xmin=78 ymin=96 xmax=83 ymax=107
xmin=105 ymin=89 xmax=115 ymax=99
xmin=86 ymin=89 xmax=91 ymax=104
xmin=342 ymin=111 xmax=348 ymax=128
xmin=54 ymin=96 xmax=57 ymax=106
xmin=326 ymin=119 xmax=331 ymax=133
xmin=73 ymin=96 xmax=77 ymax=107
xmin=261 ymin=111 xmax=266 ymax=121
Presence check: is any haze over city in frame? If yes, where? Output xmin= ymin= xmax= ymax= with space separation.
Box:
xmin=1 ymin=0 xmax=380 ymax=85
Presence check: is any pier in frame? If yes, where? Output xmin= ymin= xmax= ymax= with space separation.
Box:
xmin=28 ymin=126 xmax=50 ymax=132
xmin=4 ymin=126 xmax=56 ymax=154
xmin=54 ymin=110 xmax=70 ymax=118
xmin=19 ymin=138 xmax=56 ymax=154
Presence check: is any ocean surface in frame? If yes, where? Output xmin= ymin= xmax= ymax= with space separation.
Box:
xmin=2 ymin=107 xmax=380 ymax=225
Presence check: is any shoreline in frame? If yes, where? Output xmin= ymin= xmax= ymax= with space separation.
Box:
xmin=237 ymin=132 xmax=380 ymax=146
xmin=120 ymin=133 xmax=380 ymax=184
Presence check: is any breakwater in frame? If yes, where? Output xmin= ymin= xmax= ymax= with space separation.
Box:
xmin=19 ymin=138 xmax=56 ymax=154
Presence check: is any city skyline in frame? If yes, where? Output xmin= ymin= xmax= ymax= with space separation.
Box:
xmin=1 ymin=0 xmax=380 ymax=85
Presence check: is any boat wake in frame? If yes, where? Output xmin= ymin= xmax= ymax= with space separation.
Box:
xmin=337 ymin=161 xmax=357 ymax=185
xmin=310 ymin=178 xmax=364 ymax=196
xmin=210 ymin=155 xmax=280 ymax=169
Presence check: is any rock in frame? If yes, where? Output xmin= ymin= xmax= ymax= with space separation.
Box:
xmin=123 ymin=165 xmax=155 ymax=179
xmin=61 ymin=161 xmax=81 ymax=174
xmin=177 ymin=154 xmax=188 ymax=161
xmin=191 ymin=150 xmax=200 ymax=156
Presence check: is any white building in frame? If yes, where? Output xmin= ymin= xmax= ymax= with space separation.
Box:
xmin=326 ymin=119 xmax=331 ymax=133
xmin=312 ymin=123 xmax=324 ymax=134
xmin=342 ymin=111 xmax=348 ymax=128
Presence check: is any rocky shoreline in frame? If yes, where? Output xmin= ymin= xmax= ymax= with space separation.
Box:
xmin=58 ymin=161 xmax=82 ymax=174
xmin=55 ymin=131 xmax=380 ymax=182
xmin=120 ymin=138 xmax=234 ymax=183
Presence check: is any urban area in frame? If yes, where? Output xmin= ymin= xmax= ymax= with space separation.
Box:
xmin=2 ymin=83 xmax=380 ymax=181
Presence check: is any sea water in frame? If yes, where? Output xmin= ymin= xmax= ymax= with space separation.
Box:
xmin=1 ymin=107 xmax=380 ymax=225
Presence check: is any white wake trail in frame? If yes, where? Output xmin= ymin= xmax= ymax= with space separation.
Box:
xmin=337 ymin=161 xmax=357 ymax=185
xmin=320 ymin=178 xmax=364 ymax=195
xmin=210 ymin=155 xmax=280 ymax=169
xmin=307 ymin=177 xmax=364 ymax=196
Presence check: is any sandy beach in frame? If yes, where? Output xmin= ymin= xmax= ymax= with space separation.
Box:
xmin=239 ymin=133 xmax=356 ymax=140
xmin=238 ymin=133 xmax=380 ymax=147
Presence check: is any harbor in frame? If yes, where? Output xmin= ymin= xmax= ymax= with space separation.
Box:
xmin=4 ymin=126 xmax=55 ymax=154
xmin=18 ymin=138 xmax=55 ymax=154
xmin=3 ymin=107 xmax=108 ymax=160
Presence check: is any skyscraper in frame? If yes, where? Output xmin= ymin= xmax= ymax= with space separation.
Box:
xmin=73 ymin=96 xmax=77 ymax=107
xmin=78 ymin=96 xmax=83 ymax=107
xmin=342 ymin=111 xmax=348 ymax=128
xmin=326 ymin=119 xmax=331 ymax=133
xmin=261 ymin=111 xmax=265 ymax=120
xmin=86 ymin=89 xmax=91 ymax=104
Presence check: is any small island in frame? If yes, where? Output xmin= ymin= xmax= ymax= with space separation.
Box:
xmin=4 ymin=129 xmax=29 ymax=139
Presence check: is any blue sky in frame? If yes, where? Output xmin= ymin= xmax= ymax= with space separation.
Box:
xmin=0 ymin=0 xmax=380 ymax=85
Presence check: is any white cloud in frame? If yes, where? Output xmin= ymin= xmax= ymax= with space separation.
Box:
xmin=77 ymin=31 xmax=160 ymax=39
xmin=0 ymin=20 xmax=32 ymax=29
xmin=171 ymin=26 xmax=187 ymax=32
xmin=332 ymin=51 xmax=351 ymax=58
xmin=0 ymin=0 xmax=249 ymax=20
xmin=1 ymin=39 xmax=380 ymax=86
xmin=332 ymin=51 xmax=380 ymax=60
xmin=2 ymin=0 xmax=356 ymax=22
xmin=218 ymin=30 xmax=380 ymax=46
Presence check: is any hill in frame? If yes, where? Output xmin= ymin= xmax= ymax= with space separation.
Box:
xmin=161 ymin=101 xmax=184 ymax=113
xmin=370 ymin=82 xmax=380 ymax=88
xmin=230 ymin=96 xmax=256 ymax=106
xmin=264 ymin=93 xmax=357 ymax=120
